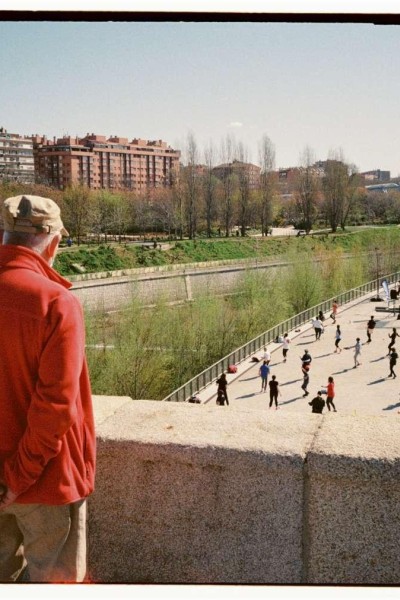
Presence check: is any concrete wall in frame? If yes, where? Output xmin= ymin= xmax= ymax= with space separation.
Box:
xmin=71 ymin=261 xmax=285 ymax=311
xmin=88 ymin=397 xmax=400 ymax=584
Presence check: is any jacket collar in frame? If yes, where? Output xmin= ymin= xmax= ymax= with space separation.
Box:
xmin=0 ymin=244 xmax=72 ymax=289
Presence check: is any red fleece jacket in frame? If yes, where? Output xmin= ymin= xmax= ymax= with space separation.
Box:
xmin=0 ymin=245 xmax=96 ymax=504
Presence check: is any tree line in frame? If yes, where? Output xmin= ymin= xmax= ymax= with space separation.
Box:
xmin=0 ymin=134 xmax=399 ymax=242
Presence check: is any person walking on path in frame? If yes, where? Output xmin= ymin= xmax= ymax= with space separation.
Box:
xmin=301 ymin=367 xmax=310 ymax=397
xmin=387 ymin=328 xmax=400 ymax=355
xmin=259 ymin=360 xmax=270 ymax=392
xmin=388 ymin=348 xmax=398 ymax=379
xmin=334 ymin=325 xmax=342 ymax=353
xmin=312 ymin=316 xmax=324 ymax=340
xmin=282 ymin=333 xmax=291 ymax=363
xmin=309 ymin=391 xmax=325 ymax=414
xmin=325 ymin=376 xmax=337 ymax=412
xmin=330 ymin=299 xmax=338 ymax=324
xmin=216 ymin=372 xmax=229 ymax=404
xmin=353 ymin=337 xmax=362 ymax=368
xmin=268 ymin=375 xmax=281 ymax=409
xmin=366 ymin=316 xmax=376 ymax=344
xmin=318 ymin=310 xmax=325 ymax=323
xmin=0 ymin=195 xmax=96 ymax=583
xmin=301 ymin=350 xmax=312 ymax=370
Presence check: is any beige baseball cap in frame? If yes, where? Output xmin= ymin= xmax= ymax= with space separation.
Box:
xmin=2 ymin=194 xmax=69 ymax=236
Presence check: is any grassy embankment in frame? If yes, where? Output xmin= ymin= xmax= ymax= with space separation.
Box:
xmin=83 ymin=227 xmax=400 ymax=400
xmin=55 ymin=227 xmax=400 ymax=277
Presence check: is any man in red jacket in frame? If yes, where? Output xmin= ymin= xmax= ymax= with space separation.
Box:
xmin=0 ymin=195 xmax=96 ymax=583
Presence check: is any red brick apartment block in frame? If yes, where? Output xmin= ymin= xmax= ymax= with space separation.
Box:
xmin=32 ymin=133 xmax=181 ymax=191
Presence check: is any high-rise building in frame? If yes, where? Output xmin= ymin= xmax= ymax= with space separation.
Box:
xmin=32 ymin=133 xmax=181 ymax=191
xmin=0 ymin=127 xmax=35 ymax=184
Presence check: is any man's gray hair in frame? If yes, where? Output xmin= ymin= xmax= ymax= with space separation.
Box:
xmin=2 ymin=230 xmax=60 ymax=254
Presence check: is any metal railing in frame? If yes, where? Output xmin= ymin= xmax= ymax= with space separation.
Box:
xmin=162 ymin=271 xmax=400 ymax=403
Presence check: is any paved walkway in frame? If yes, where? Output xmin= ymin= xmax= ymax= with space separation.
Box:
xmin=197 ymin=293 xmax=400 ymax=416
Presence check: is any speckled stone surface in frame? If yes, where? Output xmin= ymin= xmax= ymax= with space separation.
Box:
xmin=88 ymin=398 xmax=400 ymax=584
xmin=306 ymin=415 xmax=400 ymax=584
xmin=88 ymin=398 xmax=317 ymax=584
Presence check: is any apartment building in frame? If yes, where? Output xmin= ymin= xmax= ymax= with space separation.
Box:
xmin=0 ymin=127 xmax=35 ymax=184
xmin=361 ymin=169 xmax=391 ymax=182
xmin=32 ymin=133 xmax=181 ymax=191
xmin=212 ymin=159 xmax=261 ymax=189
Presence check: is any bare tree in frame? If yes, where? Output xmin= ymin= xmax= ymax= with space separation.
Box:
xmin=203 ymin=140 xmax=218 ymax=237
xmin=235 ymin=141 xmax=252 ymax=237
xmin=182 ymin=132 xmax=201 ymax=239
xmin=294 ymin=146 xmax=319 ymax=233
xmin=322 ymin=149 xmax=360 ymax=232
xmin=170 ymin=168 xmax=184 ymax=239
xmin=219 ymin=134 xmax=237 ymax=237
xmin=258 ymin=134 xmax=276 ymax=236
xmin=133 ymin=192 xmax=154 ymax=239
xmin=151 ymin=187 xmax=176 ymax=238
xmin=62 ymin=183 xmax=94 ymax=245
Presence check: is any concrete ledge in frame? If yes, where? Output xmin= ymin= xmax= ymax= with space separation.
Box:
xmin=88 ymin=397 xmax=400 ymax=584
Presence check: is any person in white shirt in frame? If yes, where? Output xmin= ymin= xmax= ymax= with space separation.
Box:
xmin=312 ymin=316 xmax=324 ymax=340
xmin=260 ymin=346 xmax=271 ymax=364
xmin=282 ymin=333 xmax=290 ymax=363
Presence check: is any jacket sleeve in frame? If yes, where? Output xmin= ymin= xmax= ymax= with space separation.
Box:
xmin=3 ymin=293 xmax=86 ymax=497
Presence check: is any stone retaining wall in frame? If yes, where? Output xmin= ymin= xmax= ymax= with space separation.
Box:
xmin=71 ymin=262 xmax=285 ymax=311
xmin=88 ymin=397 xmax=400 ymax=584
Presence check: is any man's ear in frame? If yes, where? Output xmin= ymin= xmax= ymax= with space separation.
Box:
xmin=49 ymin=233 xmax=62 ymax=258
xmin=45 ymin=233 xmax=61 ymax=262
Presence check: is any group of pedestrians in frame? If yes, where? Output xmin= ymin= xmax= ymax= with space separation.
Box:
xmin=216 ymin=297 xmax=400 ymax=412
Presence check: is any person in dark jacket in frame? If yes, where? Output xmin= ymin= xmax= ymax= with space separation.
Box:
xmin=301 ymin=350 xmax=312 ymax=370
xmin=388 ymin=328 xmax=400 ymax=355
xmin=388 ymin=348 xmax=398 ymax=379
xmin=366 ymin=316 xmax=376 ymax=344
xmin=268 ymin=375 xmax=281 ymax=409
xmin=309 ymin=391 xmax=325 ymax=414
xmin=216 ymin=372 xmax=229 ymax=405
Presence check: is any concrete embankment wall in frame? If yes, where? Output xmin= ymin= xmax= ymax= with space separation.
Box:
xmin=88 ymin=397 xmax=400 ymax=584
xmin=70 ymin=260 xmax=286 ymax=311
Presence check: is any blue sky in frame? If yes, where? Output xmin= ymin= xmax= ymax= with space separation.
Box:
xmin=1 ymin=20 xmax=400 ymax=175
